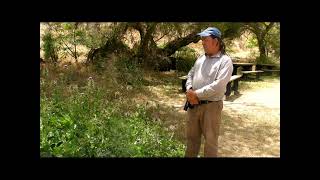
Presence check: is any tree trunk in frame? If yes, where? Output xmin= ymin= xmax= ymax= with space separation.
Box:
xmin=257 ymin=36 xmax=267 ymax=63
xmin=130 ymin=24 xmax=202 ymax=70
xmin=86 ymin=48 xmax=97 ymax=64
xmin=138 ymin=23 xmax=157 ymax=58
xmin=161 ymin=31 xmax=200 ymax=57
xmin=86 ymin=23 xmax=130 ymax=64
xmin=246 ymin=22 xmax=275 ymax=64
xmin=74 ymin=29 xmax=77 ymax=62
xmin=74 ymin=23 xmax=78 ymax=63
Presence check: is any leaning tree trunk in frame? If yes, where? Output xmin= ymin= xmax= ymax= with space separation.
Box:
xmin=86 ymin=23 xmax=130 ymax=64
xmin=149 ymin=31 xmax=201 ymax=71
xmin=161 ymin=31 xmax=200 ymax=57
xmin=134 ymin=27 xmax=202 ymax=70
xmin=86 ymin=48 xmax=98 ymax=64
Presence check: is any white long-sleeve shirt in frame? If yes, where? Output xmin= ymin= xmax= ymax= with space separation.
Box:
xmin=186 ymin=52 xmax=233 ymax=101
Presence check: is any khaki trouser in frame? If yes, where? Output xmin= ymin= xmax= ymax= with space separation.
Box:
xmin=185 ymin=100 xmax=223 ymax=157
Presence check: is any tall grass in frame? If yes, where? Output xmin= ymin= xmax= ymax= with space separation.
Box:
xmin=40 ymin=60 xmax=185 ymax=157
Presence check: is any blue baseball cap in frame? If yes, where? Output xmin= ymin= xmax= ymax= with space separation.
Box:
xmin=197 ymin=27 xmax=221 ymax=38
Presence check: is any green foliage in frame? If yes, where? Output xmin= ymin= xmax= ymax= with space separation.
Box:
xmin=82 ymin=23 xmax=121 ymax=50
xmin=193 ymin=22 xmax=244 ymax=40
xmin=157 ymin=43 xmax=166 ymax=49
xmin=265 ymin=23 xmax=280 ymax=58
xmin=173 ymin=46 xmax=197 ymax=73
xmin=114 ymin=55 xmax=144 ymax=87
xmin=42 ymin=31 xmax=58 ymax=62
xmin=42 ymin=22 xmax=88 ymax=61
xmin=115 ymin=57 xmax=144 ymax=87
xmin=58 ymin=22 xmax=86 ymax=60
xmin=246 ymin=35 xmax=258 ymax=49
xmin=244 ymin=22 xmax=279 ymax=63
xmin=214 ymin=22 xmax=244 ymax=40
xmin=85 ymin=23 xmax=131 ymax=68
xmin=256 ymin=56 xmax=278 ymax=65
xmin=154 ymin=22 xmax=244 ymax=48
xmin=154 ymin=23 xmax=197 ymax=41
xmin=40 ymin=67 xmax=185 ymax=157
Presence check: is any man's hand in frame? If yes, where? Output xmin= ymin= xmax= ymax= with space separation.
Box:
xmin=186 ymin=89 xmax=199 ymax=105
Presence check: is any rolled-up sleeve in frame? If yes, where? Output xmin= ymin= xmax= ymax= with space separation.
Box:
xmin=195 ymin=59 xmax=233 ymax=99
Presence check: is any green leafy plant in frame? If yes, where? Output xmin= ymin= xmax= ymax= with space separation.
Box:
xmin=173 ymin=46 xmax=197 ymax=73
xmin=40 ymin=65 xmax=185 ymax=157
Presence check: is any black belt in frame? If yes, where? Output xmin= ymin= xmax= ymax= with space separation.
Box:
xmin=198 ymin=100 xmax=213 ymax=105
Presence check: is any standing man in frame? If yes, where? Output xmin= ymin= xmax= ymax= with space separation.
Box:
xmin=185 ymin=27 xmax=233 ymax=157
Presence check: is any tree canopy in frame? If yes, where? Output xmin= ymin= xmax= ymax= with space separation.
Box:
xmin=40 ymin=22 xmax=280 ymax=68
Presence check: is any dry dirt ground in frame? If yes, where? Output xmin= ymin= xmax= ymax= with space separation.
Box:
xmin=135 ymin=72 xmax=280 ymax=157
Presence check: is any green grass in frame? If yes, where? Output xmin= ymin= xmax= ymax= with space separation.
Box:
xmin=40 ymin=63 xmax=185 ymax=157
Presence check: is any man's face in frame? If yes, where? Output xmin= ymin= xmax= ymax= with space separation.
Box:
xmin=201 ymin=36 xmax=218 ymax=55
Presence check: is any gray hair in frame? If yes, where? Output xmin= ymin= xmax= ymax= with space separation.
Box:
xmin=210 ymin=35 xmax=226 ymax=55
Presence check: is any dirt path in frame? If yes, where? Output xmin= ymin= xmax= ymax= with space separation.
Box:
xmin=220 ymin=82 xmax=280 ymax=157
xmin=137 ymin=73 xmax=280 ymax=157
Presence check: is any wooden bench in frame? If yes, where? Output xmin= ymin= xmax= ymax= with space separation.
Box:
xmin=257 ymin=64 xmax=280 ymax=70
xmin=225 ymin=74 xmax=243 ymax=97
xmin=179 ymin=75 xmax=188 ymax=92
xmin=179 ymin=74 xmax=242 ymax=97
xmin=261 ymin=69 xmax=280 ymax=76
xmin=241 ymin=70 xmax=264 ymax=80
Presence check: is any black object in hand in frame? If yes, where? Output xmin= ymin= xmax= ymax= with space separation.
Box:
xmin=183 ymin=101 xmax=194 ymax=111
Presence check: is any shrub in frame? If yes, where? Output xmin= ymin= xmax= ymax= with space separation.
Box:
xmin=42 ymin=31 xmax=59 ymax=63
xmin=114 ymin=55 xmax=144 ymax=87
xmin=40 ymin=66 xmax=185 ymax=157
xmin=173 ymin=46 xmax=197 ymax=73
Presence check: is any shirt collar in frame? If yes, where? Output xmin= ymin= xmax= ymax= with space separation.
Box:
xmin=205 ymin=51 xmax=222 ymax=58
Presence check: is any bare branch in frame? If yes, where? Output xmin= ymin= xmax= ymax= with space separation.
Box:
xmin=154 ymin=31 xmax=170 ymax=42
xmin=265 ymin=22 xmax=275 ymax=32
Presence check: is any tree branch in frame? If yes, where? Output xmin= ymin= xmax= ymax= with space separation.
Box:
xmin=265 ymin=22 xmax=275 ymax=33
xmin=154 ymin=31 xmax=170 ymax=42
xmin=162 ymin=31 xmax=200 ymax=56
xmin=49 ymin=23 xmax=76 ymax=59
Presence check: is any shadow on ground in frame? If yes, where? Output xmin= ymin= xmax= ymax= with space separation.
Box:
xmin=225 ymin=94 xmax=243 ymax=102
xmin=218 ymin=111 xmax=280 ymax=157
xmin=131 ymin=71 xmax=280 ymax=157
